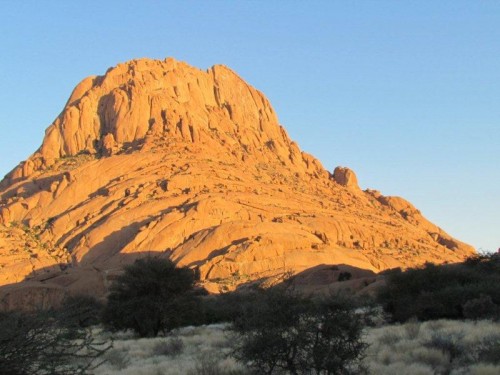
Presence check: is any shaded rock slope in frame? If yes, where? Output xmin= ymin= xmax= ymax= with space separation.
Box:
xmin=0 ymin=58 xmax=474 ymax=309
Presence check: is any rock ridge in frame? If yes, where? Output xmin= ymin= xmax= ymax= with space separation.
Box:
xmin=4 ymin=58 xmax=324 ymax=185
xmin=0 ymin=57 xmax=475 ymax=309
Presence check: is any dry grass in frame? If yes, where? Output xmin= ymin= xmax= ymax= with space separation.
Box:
xmin=93 ymin=324 xmax=247 ymax=375
xmin=90 ymin=320 xmax=500 ymax=374
xmin=365 ymin=319 xmax=500 ymax=375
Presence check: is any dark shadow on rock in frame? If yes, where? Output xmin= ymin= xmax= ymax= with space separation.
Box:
xmin=182 ymin=234 xmax=249 ymax=268
xmin=0 ymin=194 xmax=202 ymax=311
xmin=231 ymin=263 xmax=383 ymax=298
xmin=286 ymin=263 xmax=382 ymax=297
xmin=0 ymin=173 xmax=67 ymax=203
xmin=1 ymin=254 xmax=382 ymax=313
xmin=77 ymin=221 xmax=151 ymax=266
xmin=0 ymin=251 xmax=167 ymax=311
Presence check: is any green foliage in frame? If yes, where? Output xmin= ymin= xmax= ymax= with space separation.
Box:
xmin=231 ymin=287 xmax=368 ymax=374
xmin=377 ymin=254 xmax=500 ymax=322
xmin=0 ymin=310 xmax=110 ymax=375
xmin=102 ymin=257 xmax=198 ymax=337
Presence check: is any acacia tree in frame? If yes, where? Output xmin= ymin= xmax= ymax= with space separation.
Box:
xmin=305 ymin=297 xmax=368 ymax=374
xmin=231 ymin=287 xmax=368 ymax=374
xmin=102 ymin=257 xmax=198 ymax=337
xmin=0 ymin=310 xmax=110 ymax=375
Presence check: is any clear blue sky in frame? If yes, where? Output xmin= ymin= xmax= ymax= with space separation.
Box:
xmin=0 ymin=1 xmax=498 ymax=252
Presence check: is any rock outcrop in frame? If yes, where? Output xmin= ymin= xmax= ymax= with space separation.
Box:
xmin=0 ymin=58 xmax=474 ymax=309
xmin=2 ymin=58 xmax=323 ymax=184
xmin=333 ymin=167 xmax=359 ymax=189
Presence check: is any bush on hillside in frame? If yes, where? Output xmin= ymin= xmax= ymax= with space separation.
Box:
xmin=377 ymin=254 xmax=500 ymax=322
xmin=102 ymin=257 xmax=199 ymax=337
xmin=231 ymin=287 xmax=368 ymax=374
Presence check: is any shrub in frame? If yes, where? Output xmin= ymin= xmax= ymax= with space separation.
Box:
xmin=187 ymin=352 xmax=224 ymax=375
xmin=105 ymin=348 xmax=130 ymax=370
xmin=463 ymin=295 xmax=500 ymax=321
xmin=0 ymin=310 xmax=110 ymax=375
xmin=425 ymin=331 xmax=465 ymax=363
xmin=231 ymin=287 xmax=368 ymax=374
xmin=404 ymin=318 xmax=421 ymax=339
xmin=153 ymin=336 xmax=185 ymax=357
xmin=198 ymin=292 xmax=257 ymax=325
xmin=475 ymin=334 xmax=500 ymax=365
xmin=187 ymin=351 xmax=249 ymax=375
xmin=377 ymin=254 xmax=500 ymax=322
xmin=57 ymin=294 xmax=104 ymax=328
xmin=102 ymin=257 xmax=198 ymax=337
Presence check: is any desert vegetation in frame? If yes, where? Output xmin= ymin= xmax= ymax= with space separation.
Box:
xmin=230 ymin=287 xmax=368 ymax=374
xmin=102 ymin=257 xmax=199 ymax=337
xmin=89 ymin=319 xmax=500 ymax=375
xmin=2 ymin=253 xmax=499 ymax=374
xmin=378 ymin=253 xmax=500 ymax=322
xmin=0 ymin=309 xmax=110 ymax=375
xmin=365 ymin=319 xmax=500 ymax=374
xmin=93 ymin=324 xmax=245 ymax=375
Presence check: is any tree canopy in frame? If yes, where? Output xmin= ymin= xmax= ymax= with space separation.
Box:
xmin=103 ymin=257 xmax=198 ymax=337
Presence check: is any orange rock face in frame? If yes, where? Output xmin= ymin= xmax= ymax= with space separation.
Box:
xmin=0 ymin=58 xmax=474 ymax=309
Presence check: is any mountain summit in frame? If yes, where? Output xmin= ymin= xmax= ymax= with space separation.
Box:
xmin=0 ymin=58 xmax=474 ymax=309
xmin=3 ymin=58 xmax=316 ymax=181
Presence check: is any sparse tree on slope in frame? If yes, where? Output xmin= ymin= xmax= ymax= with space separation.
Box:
xmin=102 ymin=257 xmax=198 ymax=337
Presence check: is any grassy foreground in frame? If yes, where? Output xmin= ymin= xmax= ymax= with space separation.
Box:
xmin=91 ymin=319 xmax=500 ymax=375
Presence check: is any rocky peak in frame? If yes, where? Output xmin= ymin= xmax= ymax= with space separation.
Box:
xmin=4 ymin=58 xmax=325 ymax=183
xmin=0 ymin=58 xmax=475 ymax=309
